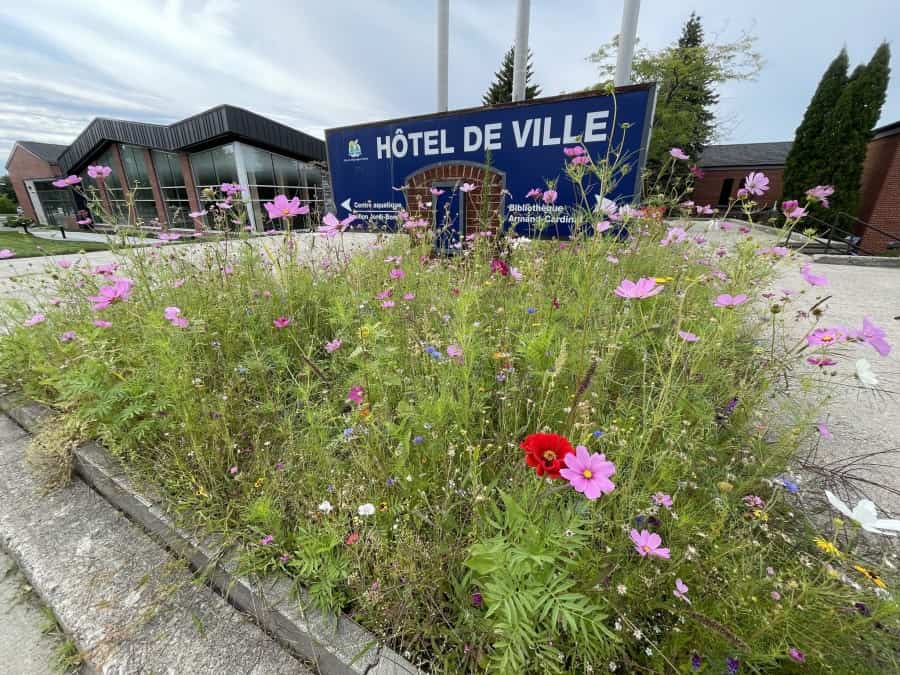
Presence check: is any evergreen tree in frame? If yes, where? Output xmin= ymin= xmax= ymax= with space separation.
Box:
xmin=824 ymin=42 xmax=890 ymax=218
xmin=483 ymin=46 xmax=541 ymax=105
xmin=675 ymin=13 xmax=718 ymax=162
xmin=782 ymin=49 xmax=849 ymax=205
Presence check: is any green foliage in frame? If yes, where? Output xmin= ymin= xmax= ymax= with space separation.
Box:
xmin=0 ymin=195 xmax=16 ymax=213
xmin=0 ymin=168 xmax=897 ymax=673
xmin=589 ymin=15 xmax=762 ymax=169
xmin=0 ymin=175 xmax=17 ymax=203
xmin=483 ymin=46 xmax=541 ymax=105
xmin=0 ymin=231 xmax=107 ymax=257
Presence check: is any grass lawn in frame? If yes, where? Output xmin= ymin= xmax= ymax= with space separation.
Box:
xmin=0 ymin=231 xmax=109 ymax=257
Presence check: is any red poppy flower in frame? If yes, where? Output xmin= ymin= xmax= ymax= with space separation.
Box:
xmin=521 ymin=433 xmax=574 ymax=479
xmin=345 ymin=532 xmax=360 ymax=545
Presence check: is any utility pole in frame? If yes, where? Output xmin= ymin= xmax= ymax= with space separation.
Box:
xmin=614 ymin=0 xmax=640 ymax=87
xmin=437 ymin=0 xmax=449 ymax=111
xmin=511 ymin=0 xmax=531 ymax=102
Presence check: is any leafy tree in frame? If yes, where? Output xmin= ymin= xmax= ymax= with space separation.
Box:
xmin=483 ymin=46 xmax=541 ymax=105
xmin=0 ymin=175 xmax=17 ymax=204
xmin=0 ymin=195 xmax=15 ymax=213
xmin=589 ymin=15 xmax=762 ymax=170
xmin=782 ymin=49 xmax=849 ymax=208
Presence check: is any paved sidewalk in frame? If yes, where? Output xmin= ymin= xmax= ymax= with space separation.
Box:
xmin=1 ymin=548 xmax=59 ymax=675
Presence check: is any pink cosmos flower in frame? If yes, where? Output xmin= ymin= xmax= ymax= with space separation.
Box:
xmin=781 ymin=199 xmax=807 ymax=219
xmin=376 ymin=289 xmax=393 ymax=300
xmin=807 ymin=327 xmax=845 ymax=348
xmin=88 ymin=277 xmax=134 ymax=311
xmin=189 ymin=210 xmax=207 ymax=219
xmin=800 ymin=263 xmax=827 ymax=286
xmin=788 ymin=648 xmax=806 ymax=664
xmin=660 ymin=227 xmax=687 ymax=247
xmin=220 ymin=182 xmax=244 ymax=195
xmin=92 ymin=263 xmax=118 ymax=276
xmin=24 ymin=313 xmax=45 ymax=327
xmin=742 ymin=172 xmax=769 ymax=196
xmin=52 ymin=175 xmax=81 ymax=188
xmin=272 ymin=317 xmax=292 ymax=328
xmin=570 ymin=155 xmax=590 ymax=166
xmin=757 ymin=246 xmax=790 ymax=257
xmin=403 ymin=292 xmax=416 ymax=300
xmin=817 ymin=421 xmax=833 ymax=439
xmin=325 ymin=338 xmax=342 ymax=353
xmin=607 ymin=255 xmax=619 ymax=264
xmin=630 ymin=529 xmax=670 ymax=559
xmin=170 ymin=317 xmax=189 ymax=328
xmin=93 ymin=320 xmax=113 ymax=328
xmin=689 ymin=164 xmax=705 ymax=179
xmin=158 ymin=232 xmax=181 ymax=241
xmin=389 ymin=267 xmax=405 ymax=279
xmin=695 ymin=204 xmax=714 ymax=215
xmin=430 ymin=187 xmax=445 ymax=196
xmin=459 ymin=182 xmax=477 ymax=193
xmin=542 ymin=189 xmax=558 ymax=205
xmin=260 ymin=535 xmax=274 ymax=546
xmin=347 ymin=385 xmax=364 ymax=406
xmin=446 ymin=344 xmax=463 ymax=360
xmin=318 ymin=212 xmax=357 ymax=237
xmin=806 ymin=356 xmax=836 ymax=367
xmin=56 ymin=259 xmax=73 ymax=269
xmin=559 ymin=445 xmax=616 ymax=499
xmin=677 ymin=330 xmax=699 ymax=342
xmin=652 ymin=492 xmax=673 ymax=509
xmin=77 ymin=218 xmax=92 ymax=225
xmin=222 ymin=265 xmax=234 ymax=275
xmin=858 ymin=316 xmax=891 ymax=357
xmin=164 ymin=306 xmax=181 ymax=321
xmin=673 ymin=578 xmax=691 ymax=603
xmin=87 ymin=165 xmax=112 ymax=179
xmin=60 ymin=331 xmax=76 ymax=342
xmin=490 ymin=258 xmax=510 ymax=276
xmin=714 ymin=293 xmax=748 ymax=308
xmin=596 ymin=221 xmax=612 ymax=234
xmin=563 ymin=146 xmax=585 ymax=157
xmin=615 ymin=277 xmax=664 ymax=300
xmin=806 ymin=185 xmax=834 ymax=207
xmin=526 ymin=188 xmax=543 ymax=199
xmin=510 ymin=267 xmax=523 ymax=281
xmin=381 ymin=300 xmax=395 ymax=308
xmin=670 ymin=147 xmax=689 ymax=161
xmin=0 ymin=249 xmax=14 ymax=259
xmin=263 ymin=195 xmax=309 ymax=220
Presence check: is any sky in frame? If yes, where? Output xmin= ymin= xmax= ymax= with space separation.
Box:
xmin=1 ymin=0 xmax=898 ymax=168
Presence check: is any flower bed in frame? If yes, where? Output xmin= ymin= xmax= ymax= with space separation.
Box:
xmin=1 ymin=158 xmax=897 ymax=673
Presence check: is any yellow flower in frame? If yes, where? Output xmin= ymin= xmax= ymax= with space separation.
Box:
xmin=254 ymin=477 xmax=265 ymax=489
xmin=716 ymin=481 xmax=734 ymax=493
xmin=493 ymin=352 xmax=511 ymax=360
xmin=196 ymin=484 xmax=209 ymax=498
xmin=854 ymin=564 xmax=887 ymax=589
xmin=752 ymin=509 xmax=769 ymax=522
xmin=814 ymin=536 xmax=841 ymax=557
xmin=655 ymin=276 xmax=674 ymax=284
xmin=358 ymin=325 xmax=371 ymax=339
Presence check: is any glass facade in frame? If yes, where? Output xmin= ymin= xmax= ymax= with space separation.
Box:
xmin=152 ymin=150 xmax=191 ymax=225
xmin=119 ymin=144 xmax=159 ymax=225
xmin=32 ymin=180 xmax=78 ymax=228
xmin=78 ymin=145 xmax=124 ymax=223
xmin=190 ymin=144 xmax=238 ymax=195
xmin=238 ymin=142 xmax=325 ymax=230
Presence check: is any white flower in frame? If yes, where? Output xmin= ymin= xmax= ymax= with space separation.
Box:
xmin=632 ymin=628 xmax=643 ymax=640
xmin=855 ymin=358 xmax=879 ymax=387
xmin=644 ymin=647 xmax=653 ymax=656
xmin=616 ymin=584 xmax=627 ymax=596
xmin=358 ymin=503 xmax=376 ymax=517
xmin=318 ymin=500 xmax=333 ymax=514
xmin=608 ymin=662 xmax=617 ymax=672
xmin=825 ymin=490 xmax=900 ymax=536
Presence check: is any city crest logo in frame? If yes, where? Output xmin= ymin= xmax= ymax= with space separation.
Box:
xmin=347 ymin=139 xmax=362 ymax=159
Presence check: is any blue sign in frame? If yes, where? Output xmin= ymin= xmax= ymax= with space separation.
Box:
xmin=325 ymin=85 xmax=655 ymax=238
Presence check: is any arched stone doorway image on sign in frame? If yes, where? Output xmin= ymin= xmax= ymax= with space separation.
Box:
xmin=404 ymin=162 xmax=507 ymax=248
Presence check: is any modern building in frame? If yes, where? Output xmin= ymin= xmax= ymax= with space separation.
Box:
xmin=5 ymin=105 xmax=329 ymax=231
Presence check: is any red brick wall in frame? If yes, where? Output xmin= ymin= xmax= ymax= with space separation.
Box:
xmin=6 ymin=145 xmax=61 ymax=221
xmin=692 ymin=167 xmax=785 ymax=208
xmin=858 ymin=133 xmax=900 ymax=253
xmin=405 ymin=163 xmax=505 ymax=235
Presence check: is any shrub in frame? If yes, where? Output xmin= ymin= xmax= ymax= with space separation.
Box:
xmin=0 ymin=155 xmax=897 ymax=673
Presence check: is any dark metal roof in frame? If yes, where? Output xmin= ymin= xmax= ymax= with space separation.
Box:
xmin=16 ymin=141 xmax=68 ymax=163
xmin=873 ymin=119 xmax=900 ymax=140
xmin=698 ymin=141 xmax=793 ymax=168
xmin=58 ymin=105 xmax=325 ymax=172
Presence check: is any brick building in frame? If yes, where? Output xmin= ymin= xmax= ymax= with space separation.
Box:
xmin=692 ymin=141 xmax=792 ymax=208
xmin=4 ymin=105 xmax=328 ymax=231
xmin=858 ymin=121 xmax=900 ymax=252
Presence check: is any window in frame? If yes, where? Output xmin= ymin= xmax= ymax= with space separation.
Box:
xmin=190 ymin=144 xmax=238 ymax=211
xmin=120 ymin=144 xmax=159 ymax=225
xmin=32 ymin=180 xmax=78 ymax=228
xmin=718 ymin=178 xmax=734 ymax=207
xmin=152 ymin=150 xmax=191 ymax=225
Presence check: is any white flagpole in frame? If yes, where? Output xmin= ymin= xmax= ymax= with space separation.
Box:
xmin=614 ymin=0 xmax=641 ymax=86
xmin=437 ymin=0 xmax=450 ymax=111
xmin=511 ymin=0 xmax=531 ymax=102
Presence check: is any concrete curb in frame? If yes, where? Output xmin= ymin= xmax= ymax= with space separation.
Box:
xmin=0 ymin=393 xmax=420 ymax=675
xmin=812 ymin=254 xmax=900 ymax=268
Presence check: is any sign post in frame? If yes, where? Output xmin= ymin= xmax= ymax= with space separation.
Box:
xmin=325 ymin=85 xmax=656 ymax=238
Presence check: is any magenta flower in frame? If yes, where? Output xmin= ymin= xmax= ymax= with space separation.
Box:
xmin=615 ymin=277 xmax=664 ymax=300
xmin=630 ymin=529 xmax=670 ymax=559
xmin=56 ymin=259 xmax=73 ymax=269
xmin=695 ymin=204 xmax=714 ymax=215
xmin=403 ymin=292 xmax=416 ymax=300
xmin=158 ymin=232 xmax=181 ymax=241
xmin=87 ymin=165 xmax=112 ymax=179
xmin=660 ymin=227 xmax=687 ymax=246
xmin=570 ymin=155 xmax=590 ymax=166
xmin=677 ymin=330 xmax=699 ymax=342
xmin=690 ymin=164 xmax=705 ymax=179
xmin=88 ymin=277 xmax=134 ymax=311
xmin=93 ymin=319 xmax=113 ymax=328
xmin=542 ymin=189 xmax=558 ymax=205
xmin=806 ymin=184 xmax=834 ymax=207
xmin=807 ymin=327 xmax=845 ymax=348
xmin=381 ymin=300 xmax=395 ymax=308
xmin=757 ymin=246 xmax=790 ymax=257
xmin=525 ymin=188 xmax=543 ymax=199
xmin=673 ymin=578 xmax=691 ymax=603
xmin=595 ymin=221 xmax=611 ymax=233
xmin=164 ymin=307 xmax=181 ymax=321
xmin=0 ymin=249 xmax=15 ymax=259
xmin=670 ymin=147 xmax=690 ymax=161
xmin=52 ymin=175 xmax=81 ymax=188
xmin=799 ymin=262 xmax=828 ymax=287
xmin=714 ymin=293 xmax=748 ymax=308
xmin=318 ymin=212 xmax=357 ymax=237
xmin=260 ymin=535 xmax=274 ymax=546
xmin=170 ymin=317 xmax=189 ymax=328
xmin=652 ymin=492 xmax=673 ymax=509
xmin=264 ymin=195 xmax=309 ymax=220
xmin=781 ymin=199 xmax=807 ymax=219
xmin=807 ymin=356 xmax=836 ymax=367
xmin=59 ymin=331 xmax=76 ymax=342
xmin=325 ymin=338 xmax=342 ymax=353
xmin=446 ymin=344 xmax=463 ymax=361
xmin=563 ymin=146 xmax=585 ymax=157
xmin=24 ymin=313 xmax=45 ymax=327
xmin=742 ymin=172 xmax=769 ymax=196
xmin=459 ymin=182 xmax=477 ymax=193
xmin=389 ymin=267 xmax=405 ymax=279
xmin=77 ymin=218 xmax=92 ymax=226
xmin=430 ymin=187 xmax=445 ymax=196
xmin=559 ymin=445 xmax=616 ymax=499
xmin=272 ymin=317 xmax=292 ymax=328
xmin=858 ymin=316 xmax=891 ymax=356
xmin=788 ymin=648 xmax=806 ymax=664
xmin=347 ymin=385 xmax=364 ymax=406
xmin=817 ymin=420 xmax=833 ymax=439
